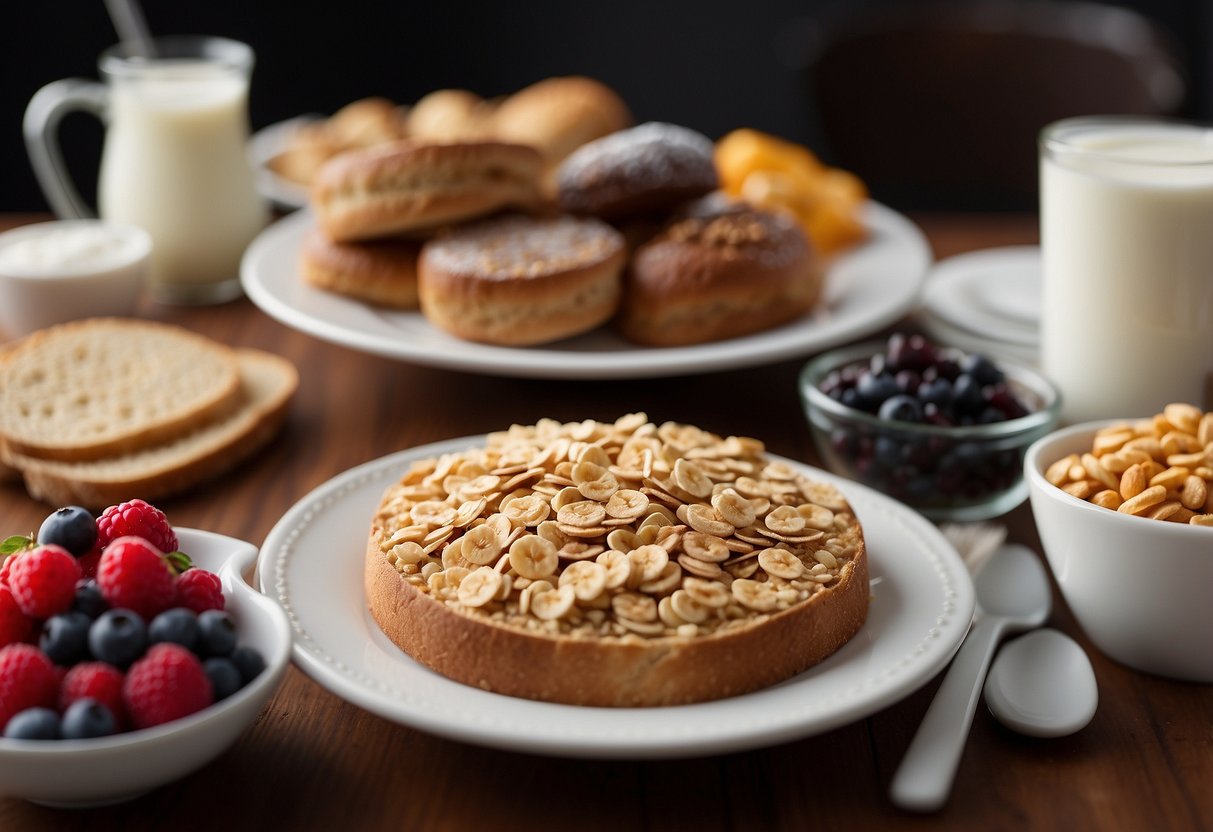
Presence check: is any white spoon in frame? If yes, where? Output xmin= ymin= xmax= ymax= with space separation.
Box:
xmin=984 ymin=628 xmax=1097 ymax=737
xmin=890 ymin=543 xmax=1051 ymax=812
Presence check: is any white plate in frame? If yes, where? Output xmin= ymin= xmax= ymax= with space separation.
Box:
xmin=257 ymin=436 xmax=975 ymax=759
xmin=240 ymin=204 xmax=931 ymax=379
xmin=247 ymin=115 xmax=321 ymax=211
xmin=916 ymin=307 xmax=1040 ymax=367
xmin=921 ymin=245 xmax=1042 ymax=346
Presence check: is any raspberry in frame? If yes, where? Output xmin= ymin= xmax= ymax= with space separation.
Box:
xmin=123 ymin=643 xmax=213 ymax=730
xmin=8 ymin=545 xmax=83 ymax=619
xmin=97 ymin=499 xmax=178 ymax=554
xmin=76 ymin=544 xmax=103 ymax=581
xmin=0 ymin=586 xmax=34 ymax=648
xmin=175 ymin=569 xmax=225 ymax=614
xmin=60 ymin=662 xmax=127 ymax=728
xmin=0 ymin=644 xmax=59 ymax=731
xmin=96 ymin=537 xmax=175 ymax=621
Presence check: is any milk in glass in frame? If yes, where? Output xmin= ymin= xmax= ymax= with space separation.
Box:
xmin=99 ymin=59 xmax=266 ymax=301
xmin=1040 ymin=118 xmax=1213 ymax=423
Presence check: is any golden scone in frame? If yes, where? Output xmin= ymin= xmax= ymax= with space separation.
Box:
xmin=365 ymin=415 xmax=869 ymax=707
xmin=310 ymin=140 xmax=544 ymax=242
xmin=418 ymin=214 xmax=625 ymax=346
xmin=619 ymin=196 xmax=823 ymax=346
xmin=325 ymin=97 xmax=411 ymax=148
xmin=408 ymin=89 xmax=497 ymax=141
xmin=556 ymin=122 xmax=718 ymax=220
xmin=299 ymin=229 xmax=421 ymax=309
xmin=492 ymin=76 xmax=633 ymax=166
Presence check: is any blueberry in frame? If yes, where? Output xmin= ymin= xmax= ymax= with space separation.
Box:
xmin=4 ymin=708 xmax=61 ymax=740
xmin=197 ymin=610 xmax=237 ymax=657
xmin=917 ymin=376 xmax=953 ymax=408
xmin=878 ymin=394 xmax=924 ymax=423
xmin=839 ymin=387 xmax=862 ymax=409
xmin=894 ymin=369 xmax=921 ymax=394
xmin=89 ymin=609 xmax=148 ymax=668
xmin=229 ymin=645 xmax=266 ymax=685
xmin=60 ymin=699 xmax=116 ymax=740
xmin=873 ymin=435 xmax=902 ymax=468
xmin=149 ymin=608 xmax=200 ymax=651
xmin=36 ymin=506 xmax=98 ymax=558
xmin=855 ymin=371 xmax=899 ymax=411
xmin=40 ymin=611 xmax=92 ymax=666
xmin=951 ymin=374 xmax=985 ymax=415
xmin=961 ymin=353 xmax=1004 ymax=386
xmin=204 ymin=657 xmax=244 ymax=700
xmin=72 ymin=579 xmax=108 ymax=619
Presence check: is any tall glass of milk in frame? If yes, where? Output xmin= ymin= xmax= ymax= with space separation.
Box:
xmin=25 ymin=36 xmax=268 ymax=304
xmin=1040 ymin=117 xmax=1213 ymax=423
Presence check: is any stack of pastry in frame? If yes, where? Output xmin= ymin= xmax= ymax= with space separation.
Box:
xmin=300 ymin=78 xmax=853 ymax=348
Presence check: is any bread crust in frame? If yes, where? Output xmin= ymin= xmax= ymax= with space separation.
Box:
xmin=418 ymin=215 xmax=626 ymax=345
xmin=310 ymin=140 xmax=544 ymax=242
xmin=13 ymin=350 xmax=297 ymax=509
xmin=0 ymin=318 xmax=243 ymax=462
xmin=299 ymin=229 xmax=421 ymax=309
xmin=619 ymin=200 xmax=824 ymax=346
xmin=366 ymin=525 xmax=867 ymax=707
xmin=492 ymin=76 xmax=633 ymax=165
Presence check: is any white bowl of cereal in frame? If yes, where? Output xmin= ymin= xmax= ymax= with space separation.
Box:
xmin=1024 ymin=405 xmax=1213 ymax=683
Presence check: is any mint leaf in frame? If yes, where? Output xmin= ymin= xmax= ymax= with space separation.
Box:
xmin=165 ymin=551 xmax=193 ymax=575
xmin=0 ymin=535 xmax=34 ymax=555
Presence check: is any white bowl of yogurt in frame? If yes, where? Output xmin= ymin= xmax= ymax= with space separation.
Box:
xmin=0 ymin=220 xmax=151 ymax=338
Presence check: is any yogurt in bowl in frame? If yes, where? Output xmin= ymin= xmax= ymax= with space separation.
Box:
xmin=0 ymin=220 xmax=151 ymax=338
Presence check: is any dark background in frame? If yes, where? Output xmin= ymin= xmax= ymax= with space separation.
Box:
xmin=4 ymin=0 xmax=1210 ymax=213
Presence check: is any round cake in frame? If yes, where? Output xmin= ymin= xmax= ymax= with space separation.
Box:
xmin=365 ymin=415 xmax=869 ymax=707
xmin=417 ymin=214 xmax=626 ymax=346
xmin=619 ymin=197 xmax=823 ymax=346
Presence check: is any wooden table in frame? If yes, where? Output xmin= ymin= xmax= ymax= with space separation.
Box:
xmin=1 ymin=213 xmax=1209 ymax=831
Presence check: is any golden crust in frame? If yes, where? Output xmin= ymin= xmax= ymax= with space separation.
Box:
xmin=492 ymin=76 xmax=634 ymax=165
xmin=299 ymin=229 xmax=421 ymax=309
xmin=417 ymin=215 xmax=626 ymax=346
xmin=366 ymin=523 xmax=867 ymax=707
xmin=619 ymin=200 xmax=823 ymax=346
xmin=310 ymin=140 xmax=544 ymax=242
xmin=363 ymin=417 xmax=869 ymax=707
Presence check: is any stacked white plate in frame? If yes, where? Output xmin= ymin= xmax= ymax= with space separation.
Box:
xmin=917 ymin=245 xmax=1041 ymax=365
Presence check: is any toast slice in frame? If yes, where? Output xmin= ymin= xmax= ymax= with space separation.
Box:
xmin=0 ymin=319 xmax=243 ymax=462
xmin=10 ymin=349 xmax=298 ymax=509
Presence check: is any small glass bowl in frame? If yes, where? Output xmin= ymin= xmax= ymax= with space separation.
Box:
xmin=798 ymin=341 xmax=1062 ymax=521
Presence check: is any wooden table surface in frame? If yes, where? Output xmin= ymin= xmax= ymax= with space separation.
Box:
xmin=1 ymin=213 xmax=1209 ymax=832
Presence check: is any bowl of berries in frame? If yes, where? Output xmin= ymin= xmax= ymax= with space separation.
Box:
xmin=799 ymin=334 xmax=1061 ymax=521
xmin=0 ymin=499 xmax=290 ymax=807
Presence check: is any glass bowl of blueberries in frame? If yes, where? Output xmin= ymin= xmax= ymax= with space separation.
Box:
xmin=799 ymin=333 xmax=1061 ymax=521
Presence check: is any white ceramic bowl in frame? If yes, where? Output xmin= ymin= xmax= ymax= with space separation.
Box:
xmin=0 ymin=529 xmax=291 ymax=807
xmin=1025 ymin=422 xmax=1213 ymax=683
xmin=0 ymin=220 xmax=150 ymax=338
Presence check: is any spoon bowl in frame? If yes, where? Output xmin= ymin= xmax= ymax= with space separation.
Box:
xmin=985 ymin=628 xmax=1097 ymax=738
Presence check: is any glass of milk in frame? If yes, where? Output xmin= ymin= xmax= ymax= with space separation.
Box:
xmin=1040 ymin=117 xmax=1213 ymax=423
xmin=24 ymin=36 xmax=268 ymax=305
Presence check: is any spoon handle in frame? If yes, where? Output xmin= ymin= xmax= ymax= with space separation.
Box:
xmin=890 ymin=615 xmax=1004 ymax=812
